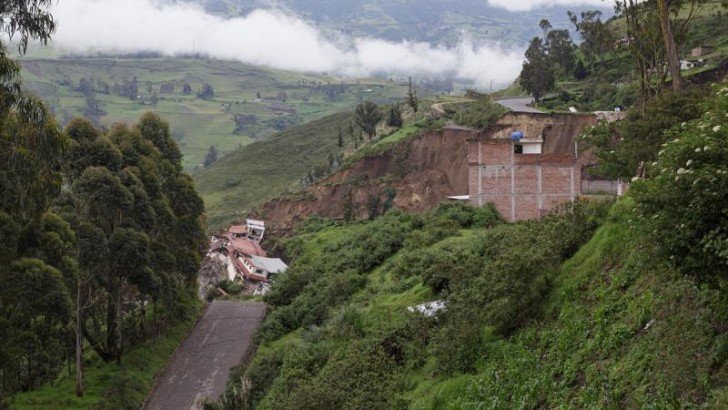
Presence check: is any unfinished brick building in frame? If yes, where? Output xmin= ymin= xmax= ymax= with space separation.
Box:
xmin=467 ymin=112 xmax=597 ymax=221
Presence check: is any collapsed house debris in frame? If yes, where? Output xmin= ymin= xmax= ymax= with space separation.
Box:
xmin=200 ymin=219 xmax=287 ymax=298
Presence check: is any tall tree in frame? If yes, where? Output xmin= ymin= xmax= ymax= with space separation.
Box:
xmin=386 ymin=104 xmax=403 ymax=128
xmin=546 ymin=29 xmax=577 ymax=75
xmin=355 ymin=101 xmax=382 ymax=141
xmin=407 ymin=77 xmax=418 ymax=123
xmin=520 ymin=37 xmax=555 ymax=103
xmin=568 ymin=10 xmax=615 ymax=70
xmin=539 ymin=18 xmax=552 ymax=38
xmin=657 ymin=0 xmax=683 ymax=91
xmin=615 ymin=0 xmax=706 ymax=103
xmin=204 ymin=145 xmax=218 ymax=167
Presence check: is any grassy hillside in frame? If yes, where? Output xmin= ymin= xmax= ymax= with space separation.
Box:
xmin=18 ymin=55 xmax=409 ymax=169
xmin=203 ymin=78 xmax=728 ymax=409
xmin=196 ymin=95 xmax=505 ymax=231
xmin=205 ymin=200 xmax=728 ymax=409
xmin=195 ymin=110 xmax=355 ymax=230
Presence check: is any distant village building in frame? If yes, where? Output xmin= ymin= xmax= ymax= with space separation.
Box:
xmin=466 ymin=113 xmax=598 ymax=221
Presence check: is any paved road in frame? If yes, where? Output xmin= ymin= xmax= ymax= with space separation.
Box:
xmin=496 ymin=97 xmax=543 ymax=113
xmin=144 ymin=301 xmax=267 ymax=410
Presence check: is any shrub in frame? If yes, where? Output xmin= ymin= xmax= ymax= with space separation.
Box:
xmin=631 ymin=81 xmax=728 ymax=281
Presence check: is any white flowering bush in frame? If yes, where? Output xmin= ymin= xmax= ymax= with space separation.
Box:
xmin=631 ymin=79 xmax=728 ymax=279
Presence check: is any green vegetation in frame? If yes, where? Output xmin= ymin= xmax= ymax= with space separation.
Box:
xmin=197 ymin=94 xmax=507 ymax=231
xmin=11 ymin=299 xmax=199 ymax=409
xmin=519 ymin=1 xmax=728 ymax=113
xmin=195 ymin=111 xmax=355 ymax=229
xmin=0 ymin=8 xmax=207 ymax=405
xmin=203 ymin=66 xmax=728 ymax=407
xmin=204 ymin=200 xmax=619 ymax=409
xmin=18 ymin=56 xmax=412 ymax=169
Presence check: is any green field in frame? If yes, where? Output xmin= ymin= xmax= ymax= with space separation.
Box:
xmin=18 ymin=54 xmax=411 ymax=169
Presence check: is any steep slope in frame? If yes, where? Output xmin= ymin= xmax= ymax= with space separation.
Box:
xmin=252 ymin=125 xmax=474 ymax=234
xmin=204 ymin=77 xmax=728 ymax=410
xmin=195 ymin=111 xmax=354 ymax=230
xmin=209 ymin=198 xmax=728 ymax=409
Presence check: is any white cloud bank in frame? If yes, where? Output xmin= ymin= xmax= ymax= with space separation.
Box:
xmin=487 ymin=0 xmax=610 ymax=12
xmin=50 ymin=0 xmax=524 ymax=88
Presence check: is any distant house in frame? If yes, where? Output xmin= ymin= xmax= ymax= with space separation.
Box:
xmin=407 ymin=300 xmax=446 ymax=317
xmin=231 ymin=254 xmax=287 ymax=282
xmin=246 ymin=219 xmax=265 ymax=243
xmin=465 ymin=112 xmax=598 ymax=221
xmin=615 ymin=35 xmax=632 ymax=49
xmin=691 ymin=46 xmax=714 ymax=57
xmin=267 ymin=104 xmax=296 ymax=115
xmin=228 ymin=238 xmax=265 ymax=259
xmin=227 ymin=220 xmax=265 ymax=243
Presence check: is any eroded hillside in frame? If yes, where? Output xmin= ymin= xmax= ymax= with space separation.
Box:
xmin=253 ymin=111 xmax=600 ymax=234
xmin=252 ymin=126 xmax=474 ymax=233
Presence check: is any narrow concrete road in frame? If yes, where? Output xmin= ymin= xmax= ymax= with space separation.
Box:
xmin=144 ymin=301 xmax=267 ymax=410
xmin=496 ymin=97 xmax=543 ymax=113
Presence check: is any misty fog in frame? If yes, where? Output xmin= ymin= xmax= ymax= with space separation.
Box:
xmin=52 ymin=0 xmax=528 ymax=88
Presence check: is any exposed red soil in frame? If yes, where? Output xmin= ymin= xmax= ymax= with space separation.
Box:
xmin=252 ymin=127 xmax=478 ymax=235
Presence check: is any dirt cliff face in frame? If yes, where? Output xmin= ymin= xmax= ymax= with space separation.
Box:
xmin=253 ymin=113 xmax=599 ymax=235
xmin=253 ymin=126 xmax=477 ymax=234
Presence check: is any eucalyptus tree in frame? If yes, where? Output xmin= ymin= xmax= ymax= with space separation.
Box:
xmin=0 ymin=1 xmax=76 ymax=401
xmin=0 ymin=0 xmax=56 ymax=54
xmin=407 ymin=77 xmax=418 ymax=122
xmin=568 ymin=10 xmax=615 ymax=71
xmin=614 ymin=0 xmax=709 ymax=98
xmin=355 ymin=101 xmax=382 ymax=141
xmin=520 ymin=37 xmax=555 ymax=103
xmin=546 ymin=29 xmax=577 ymax=76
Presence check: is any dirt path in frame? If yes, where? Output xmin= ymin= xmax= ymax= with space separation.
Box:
xmin=144 ymin=300 xmax=266 ymax=410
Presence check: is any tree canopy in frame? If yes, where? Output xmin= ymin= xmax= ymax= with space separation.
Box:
xmin=354 ymin=101 xmax=382 ymax=141
xmin=520 ymin=37 xmax=556 ymax=103
xmin=0 ymin=0 xmax=55 ymax=54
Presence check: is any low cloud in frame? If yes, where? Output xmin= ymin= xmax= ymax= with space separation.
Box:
xmin=50 ymin=0 xmax=524 ymax=88
xmin=487 ymin=0 xmax=609 ymax=12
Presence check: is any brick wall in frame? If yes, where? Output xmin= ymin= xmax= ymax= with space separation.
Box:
xmin=468 ymin=135 xmax=580 ymax=221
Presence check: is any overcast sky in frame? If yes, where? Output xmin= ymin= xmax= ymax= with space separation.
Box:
xmin=48 ymin=0 xmax=607 ymax=88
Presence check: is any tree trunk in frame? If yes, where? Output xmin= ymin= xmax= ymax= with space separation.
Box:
xmin=657 ymin=0 xmax=683 ymax=92
xmin=116 ymin=288 xmax=122 ymax=366
xmin=75 ymin=281 xmax=84 ymax=397
xmin=106 ymin=297 xmax=117 ymax=362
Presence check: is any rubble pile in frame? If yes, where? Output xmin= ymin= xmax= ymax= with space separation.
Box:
xmin=200 ymin=219 xmax=288 ymax=299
